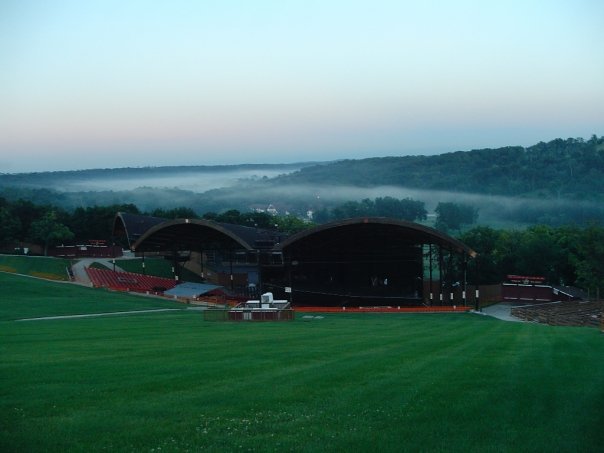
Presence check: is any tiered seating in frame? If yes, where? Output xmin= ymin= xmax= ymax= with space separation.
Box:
xmin=294 ymin=305 xmax=472 ymax=313
xmin=511 ymin=300 xmax=603 ymax=327
xmin=86 ymin=267 xmax=177 ymax=294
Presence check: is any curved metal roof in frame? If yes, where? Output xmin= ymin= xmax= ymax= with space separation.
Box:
xmin=130 ymin=218 xmax=285 ymax=252
xmin=278 ymin=217 xmax=477 ymax=257
xmin=113 ymin=212 xmax=166 ymax=248
xmin=116 ymin=213 xmax=475 ymax=258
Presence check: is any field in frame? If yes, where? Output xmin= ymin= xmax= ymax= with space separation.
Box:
xmin=115 ymin=257 xmax=204 ymax=283
xmin=0 ymin=255 xmax=73 ymax=281
xmin=1 ymin=272 xmax=603 ymax=452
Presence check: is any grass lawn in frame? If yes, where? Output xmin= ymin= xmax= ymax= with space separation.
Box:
xmin=1 ymin=274 xmax=603 ymax=452
xmin=0 ymin=273 xmax=183 ymax=321
xmin=115 ymin=257 xmax=204 ymax=282
xmin=0 ymin=255 xmax=73 ymax=280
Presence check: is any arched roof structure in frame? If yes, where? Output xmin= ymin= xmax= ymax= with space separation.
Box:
xmin=130 ymin=218 xmax=285 ymax=253
xmin=278 ymin=217 xmax=476 ymax=257
xmin=112 ymin=213 xmax=477 ymax=306
xmin=113 ymin=212 xmax=166 ymax=248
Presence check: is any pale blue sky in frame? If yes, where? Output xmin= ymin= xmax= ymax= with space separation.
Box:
xmin=1 ymin=0 xmax=603 ymax=172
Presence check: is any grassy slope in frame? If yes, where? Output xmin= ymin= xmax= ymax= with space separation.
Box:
xmin=0 ymin=255 xmax=72 ymax=280
xmin=1 ymin=274 xmax=603 ymax=452
xmin=0 ymin=273 xmax=183 ymax=321
xmin=115 ymin=257 xmax=204 ymax=282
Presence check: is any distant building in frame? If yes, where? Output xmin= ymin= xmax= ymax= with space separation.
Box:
xmin=251 ymin=204 xmax=278 ymax=215
xmin=266 ymin=204 xmax=278 ymax=216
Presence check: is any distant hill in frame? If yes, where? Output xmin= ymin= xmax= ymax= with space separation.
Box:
xmin=1 ymin=136 xmax=602 ymax=227
xmin=271 ymin=136 xmax=604 ymax=200
xmin=0 ymin=163 xmax=315 ymax=188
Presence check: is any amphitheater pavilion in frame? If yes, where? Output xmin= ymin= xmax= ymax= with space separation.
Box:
xmin=113 ymin=212 xmax=476 ymax=307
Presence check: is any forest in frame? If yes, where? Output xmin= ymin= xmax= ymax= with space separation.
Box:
xmin=273 ymin=135 xmax=604 ymax=198
xmin=1 ymin=136 xmax=603 ymax=227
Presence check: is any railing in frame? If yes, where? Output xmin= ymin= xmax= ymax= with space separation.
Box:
xmin=511 ymin=300 xmax=603 ymax=327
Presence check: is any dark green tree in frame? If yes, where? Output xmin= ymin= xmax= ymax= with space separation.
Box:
xmin=30 ymin=211 xmax=74 ymax=256
xmin=150 ymin=207 xmax=198 ymax=219
xmin=0 ymin=206 xmax=21 ymax=248
xmin=315 ymin=197 xmax=427 ymax=223
xmin=572 ymin=224 xmax=604 ymax=292
xmin=435 ymin=202 xmax=478 ymax=233
xmin=459 ymin=226 xmax=502 ymax=284
xmin=67 ymin=204 xmax=140 ymax=243
xmin=513 ymin=225 xmax=567 ymax=283
xmin=374 ymin=196 xmax=427 ymax=221
xmin=274 ymin=215 xmax=312 ymax=234
xmin=8 ymin=199 xmax=47 ymax=241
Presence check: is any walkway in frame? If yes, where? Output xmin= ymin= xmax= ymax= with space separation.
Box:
xmin=16 ymin=308 xmax=183 ymax=322
xmin=71 ymin=258 xmax=126 ymax=285
xmin=480 ymin=302 xmax=523 ymax=322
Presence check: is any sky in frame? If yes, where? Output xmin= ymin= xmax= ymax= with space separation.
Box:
xmin=1 ymin=0 xmax=603 ymax=173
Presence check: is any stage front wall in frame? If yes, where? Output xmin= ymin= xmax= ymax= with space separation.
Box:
xmin=265 ymin=224 xmax=425 ymax=306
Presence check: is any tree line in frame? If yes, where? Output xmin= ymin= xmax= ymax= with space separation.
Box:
xmin=460 ymin=224 xmax=604 ymax=292
xmin=2 ymin=136 xmax=603 ymax=228
xmin=1 ymin=196 xmax=602 ymax=292
xmin=273 ymin=136 xmax=604 ymax=199
xmin=0 ymin=195 xmax=482 ymax=254
xmin=313 ymin=197 xmax=427 ymax=223
xmin=0 ymin=198 xmax=312 ymax=254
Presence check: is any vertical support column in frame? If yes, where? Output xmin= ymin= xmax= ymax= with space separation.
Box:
xmin=257 ymin=251 xmax=263 ymax=297
xmin=141 ymin=251 xmax=146 ymax=275
xmin=112 ymin=242 xmax=116 ymax=272
xmin=448 ymin=247 xmax=454 ymax=305
xmin=429 ymin=243 xmax=433 ymax=306
xmin=229 ymin=250 xmax=234 ymax=291
xmin=438 ymin=245 xmax=444 ymax=306
xmin=474 ymin=255 xmax=480 ymax=311
xmin=462 ymin=253 xmax=468 ymax=306
xmin=172 ymin=249 xmax=179 ymax=281
xmin=287 ymin=258 xmax=294 ymax=305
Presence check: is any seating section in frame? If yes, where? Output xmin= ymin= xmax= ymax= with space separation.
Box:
xmin=511 ymin=300 xmax=603 ymax=327
xmin=294 ymin=305 xmax=471 ymax=313
xmin=86 ymin=267 xmax=177 ymax=294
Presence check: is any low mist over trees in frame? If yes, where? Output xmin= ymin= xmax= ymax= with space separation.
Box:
xmin=1 ymin=135 xmax=604 ymax=292
xmin=150 ymin=207 xmax=198 ymax=219
xmin=274 ymin=136 xmax=604 ymax=198
xmin=435 ymin=202 xmax=478 ymax=233
xmin=203 ymin=210 xmax=309 ymax=234
xmin=314 ymin=197 xmax=427 ymax=223
xmin=1 ymin=136 xmax=603 ymax=228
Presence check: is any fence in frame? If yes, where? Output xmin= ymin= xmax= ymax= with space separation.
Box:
xmin=203 ymin=308 xmax=295 ymax=322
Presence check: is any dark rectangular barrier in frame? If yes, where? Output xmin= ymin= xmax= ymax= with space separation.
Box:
xmin=203 ymin=309 xmax=295 ymax=322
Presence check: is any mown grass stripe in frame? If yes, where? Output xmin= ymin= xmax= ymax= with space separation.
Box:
xmin=1 ymin=274 xmax=603 ymax=452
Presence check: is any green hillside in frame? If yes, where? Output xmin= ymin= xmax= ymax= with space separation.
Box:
xmin=0 ymin=255 xmax=72 ymax=281
xmin=1 ymin=136 xmax=602 ymax=226
xmin=1 ymin=272 xmax=603 ymax=451
xmin=274 ymin=136 xmax=604 ymax=199
xmin=0 ymin=272 xmax=182 ymax=321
